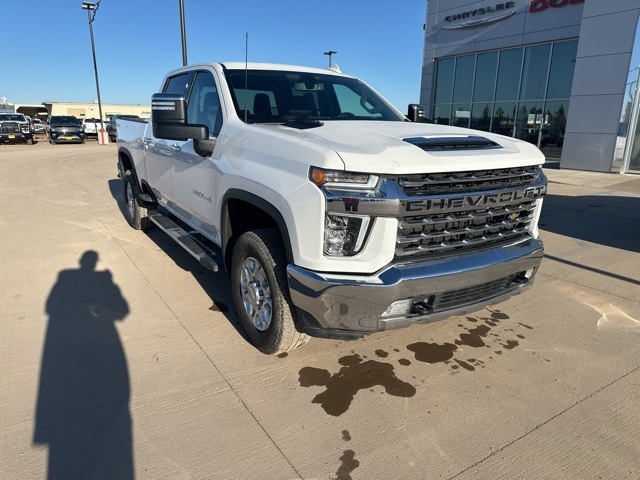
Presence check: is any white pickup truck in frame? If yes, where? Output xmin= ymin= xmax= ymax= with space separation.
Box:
xmin=116 ymin=62 xmax=547 ymax=354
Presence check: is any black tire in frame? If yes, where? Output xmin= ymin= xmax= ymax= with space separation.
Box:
xmin=122 ymin=171 xmax=152 ymax=230
xmin=231 ymin=229 xmax=309 ymax=354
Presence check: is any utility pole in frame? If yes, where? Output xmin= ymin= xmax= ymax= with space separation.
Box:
xmin=81 ymin=1 xmax=106 ymax=144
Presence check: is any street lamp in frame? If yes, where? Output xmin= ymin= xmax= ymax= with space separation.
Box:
xmin=324 ymin=50 xmax=337 ymax=68
xmin=81 ymin=1 xmax=106 ymax=144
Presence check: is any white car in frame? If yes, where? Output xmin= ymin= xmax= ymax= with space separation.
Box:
xmin=81 ymin=118 xmax=101 ymax=138
xmin=33 ymin=118 xmax=44 ymax=133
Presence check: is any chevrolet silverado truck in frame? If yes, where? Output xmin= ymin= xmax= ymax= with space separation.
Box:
xmin=117 ymin=62 xmax=547 ymax=354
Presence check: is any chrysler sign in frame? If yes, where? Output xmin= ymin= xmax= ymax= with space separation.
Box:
xmin=443 ymin=0 xmax=584 ymax=30
xmin=443 ymin=2 xmax=516 ymax=30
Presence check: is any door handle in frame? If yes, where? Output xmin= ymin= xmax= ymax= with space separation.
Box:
xmin=170 ymin=144 xmax=182 ymax=151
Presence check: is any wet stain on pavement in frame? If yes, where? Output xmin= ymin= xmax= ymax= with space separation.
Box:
xmin=298 ymin=354 xmax=416 ymax=416
xmin=298 ymin=309 xmax=531 ymax=417
xmin=405 ymin=310 xmax=529 ymax=371
xmin=406 ymin=341 xmax=458 ymax=363
xmin=456 ymin=323 xmax=491 ymax=347
xmin=341 ymin=430 xmax=351 ymax=441
xmin=335 ymin=450 xmax=359 ymax=480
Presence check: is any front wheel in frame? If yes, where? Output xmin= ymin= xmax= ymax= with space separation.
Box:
xmin=231 ymin=229 xmax=309 ymax=354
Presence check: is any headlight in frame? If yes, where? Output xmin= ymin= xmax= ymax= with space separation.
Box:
xmin=310 ymin=167 xmax=379 ymax=191
xmin=324 ymin=214 xmax=370 ymax=256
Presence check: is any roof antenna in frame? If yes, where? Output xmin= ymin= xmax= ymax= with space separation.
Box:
xmin=244 ymin=32 xmax=248 ymax=123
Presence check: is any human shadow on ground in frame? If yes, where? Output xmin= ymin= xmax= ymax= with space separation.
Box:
xmin=34 ymin=251 xmax=133 ymax=480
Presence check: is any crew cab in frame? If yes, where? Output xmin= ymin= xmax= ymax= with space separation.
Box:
xmin=116 ymin=62 xmax=547 ymax=354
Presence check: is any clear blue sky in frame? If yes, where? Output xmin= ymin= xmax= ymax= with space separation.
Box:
xmin=1 ymin=0 xmax=427 ymax=110
xmin=4 ymin=2 xmax=640 ymax=111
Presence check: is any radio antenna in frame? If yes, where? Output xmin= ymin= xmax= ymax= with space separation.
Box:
xmin=244 ymin=32 xmax=248 ymax=123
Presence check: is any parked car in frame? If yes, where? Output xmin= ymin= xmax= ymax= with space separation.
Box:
xmin=33 ymin=118 xmax=44 ymax=133
xmin=48 ymin=116 xmax=85 ymax=144
xmin=0 ymin=112 xmax=34 ymax=144
xmin=81 ymin=117 xmax=102 ymax=139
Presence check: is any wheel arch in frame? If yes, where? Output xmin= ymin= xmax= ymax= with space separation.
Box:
xmin=117 ymin=148 xmax=154 ymax=198
xmin=221 ymin=189 xmax=293 ymax=271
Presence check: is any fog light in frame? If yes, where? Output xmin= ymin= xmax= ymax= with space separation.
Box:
xmin=381 ymin=299 xmax=413 ymax=318
xmin=324 ymin=214 xmax=370 ymax=256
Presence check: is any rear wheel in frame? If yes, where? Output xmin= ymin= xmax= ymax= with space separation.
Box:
xmin=231 ymin=229 xmax=309 ymax=354
xmin=122 ymin=171 xmax=152 ymax=230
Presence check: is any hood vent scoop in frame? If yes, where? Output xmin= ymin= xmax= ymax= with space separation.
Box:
xmin=404 ymin=135 xmax=501 ymax=151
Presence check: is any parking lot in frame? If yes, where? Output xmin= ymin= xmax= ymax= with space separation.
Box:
xmin=1 ymin=139 xmax=639 ymax=479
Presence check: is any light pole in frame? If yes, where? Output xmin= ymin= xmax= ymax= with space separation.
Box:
xmin=81 ymin=1 xmax=106 ymax=143
xmin=324 ymin=50 xmax=337 ymax=68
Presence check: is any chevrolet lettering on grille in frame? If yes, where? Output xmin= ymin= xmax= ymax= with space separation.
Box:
xmin=405 ymin=185 xmax=547 ymax=213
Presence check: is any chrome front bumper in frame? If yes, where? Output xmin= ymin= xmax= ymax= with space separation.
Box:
xmin=287 ymin=237 xmax=544 ymax=336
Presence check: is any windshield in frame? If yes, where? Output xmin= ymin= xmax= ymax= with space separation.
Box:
xmin=223 ymin=69 xmax=404 ymax=124
xmin=50 ymin=116 xmax=81 ymax=126
xmin=0 ymin=114 xmax=26 ymax=121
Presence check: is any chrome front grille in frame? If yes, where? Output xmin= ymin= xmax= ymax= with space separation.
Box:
xmin=1 ymin=122 xmax=19 ymax=133
xmin=392 ymin=167 xmax=545 ymax=259
xmin=397 ymin=166 xmax=541 ymax=196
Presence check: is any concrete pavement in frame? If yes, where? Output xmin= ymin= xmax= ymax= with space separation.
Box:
xmin=1 ymin=139 xmax=639 ymax=479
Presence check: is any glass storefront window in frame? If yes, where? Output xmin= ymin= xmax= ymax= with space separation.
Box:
xmin=474 ymin=52 xmax=498 ymax=102
xmin=547 ymin=40 xmax=578 ymax=100
xmin=431 ymin=40 xmax=577 ymax=160
xmin=453 ymin=55 xmax=475 ymax=103
xmin=495 ymin=48 xmax=523 ymax=101
xmin=452 ymin=104 xmax=471 ymax=128
xmin=471 ymin=103 xmax=492 ymax=131
xmin=491 ymin=102 xmax=516 ymax=137
xmin=520 ymin=44 xmax=551 ymax=100
xmin=434 ymin=58 xmax=455 ymax=104
xmin=433 ymin=104 xmax=451 ymax=125
xmin=539 ymin=100 xmax=569 ymax=159
xmin=515 ymin=102 xmax=543 ymax=145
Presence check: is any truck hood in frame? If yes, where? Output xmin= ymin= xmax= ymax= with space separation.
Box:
xmin=269 ymin=120 xmax=545 ymax=174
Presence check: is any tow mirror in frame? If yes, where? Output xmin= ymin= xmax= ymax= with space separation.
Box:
xmin=151 ymin=93 xmax=208 ymax=141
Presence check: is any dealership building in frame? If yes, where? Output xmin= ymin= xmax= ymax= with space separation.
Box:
xmin=420 ymin=0 xmax=640 ymax=174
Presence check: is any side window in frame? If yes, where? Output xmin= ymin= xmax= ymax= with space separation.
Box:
xmin=187 ymin=71 xmax=222 ymax=137
xmin=163 ymin=71 xmax=195 ymax=97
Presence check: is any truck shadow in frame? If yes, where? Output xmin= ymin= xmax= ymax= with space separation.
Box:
xmin=107 ymin=179 xmax=249 ymax=343
xmin=540 ymin=193 xmax=640 ymax=253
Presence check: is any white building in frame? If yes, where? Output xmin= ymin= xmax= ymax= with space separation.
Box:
xmin=420 ymin=0 xmax=640 ymax=173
